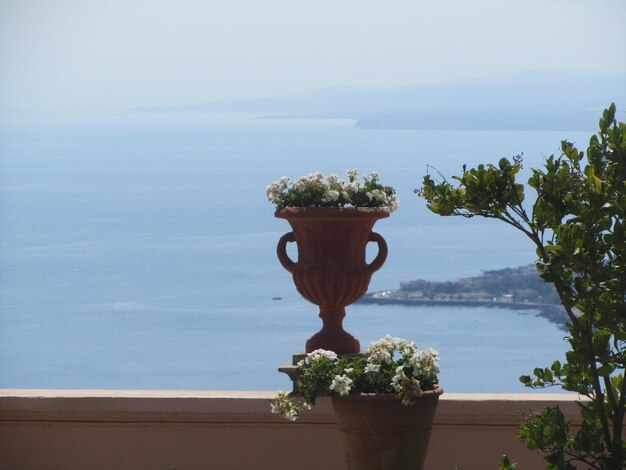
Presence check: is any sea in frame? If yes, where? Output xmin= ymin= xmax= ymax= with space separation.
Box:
xmin=0 ymin=112 xmax=592 ymax=392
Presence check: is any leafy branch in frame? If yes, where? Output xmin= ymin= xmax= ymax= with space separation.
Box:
xmin=417 ymin=104 xmax=625 ymax=469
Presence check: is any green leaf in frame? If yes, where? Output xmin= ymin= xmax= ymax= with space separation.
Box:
xmin=416 ymin=105 xmax=626 ymax=468
xmin=596 ymin=364 xmax=615 ymax=377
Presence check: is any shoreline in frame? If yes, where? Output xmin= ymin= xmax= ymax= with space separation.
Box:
xmin=358 ymin=293 xmax=568 ymax=329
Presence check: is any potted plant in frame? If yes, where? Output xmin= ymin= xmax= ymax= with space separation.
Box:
xmin=272 ymin=335 xmax=442 ymax=470
xmin=268 ymin=170 xmax=399 ymax=353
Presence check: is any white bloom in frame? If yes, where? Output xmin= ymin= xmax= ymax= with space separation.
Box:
xmin=392 ymin=365 xmax=406 ymax=384
xmin=271 ymin=391 xmax=300 ymax=421
xmin=423 ymin=347 xmax=439 ymax=358
xmin=394 ymin=337 xmax=416 ymax=352
xmin=371 ymin=334 xmax=411 ymax=352
xmin=329 ymin=375 xmax=353 ymax=396
xmin=295 ymin=178 xmax=307 ymax=191
xmin=388 ymin=195 xmax=399 ymax=212
xmin=345 ymin=181 xmax=359 ymax=193
xmin=364 ymin=363 xmax=380 ymax=373
xmin=368 ymin=346 xmax=392 ymax=365
xmin=266 ymin=177 xmax=290 ymax=201
xmin=363 ymin=171 xmax=380 ymax=183
xmin=367 ymin=335 xmax=400 ymax=364
xmin=304 ymin=349 xmax=338 ymax=365
xmin=405 ymin=351 xmax=421 ymax=371
xmin=419 ymin=348 xmax=440 ymax=374
xmin=371 ymin=189 xmax=387 ymax=202
xmin=267 ymin=170 xmax=398 ymax=211
xmin=323 ymin=190 xmax=340 ymax=202
xmin=266 ymin=182 xmax=282 ymax=201
xmin=327 ymin=174 xmax=340 ymax=184
xmin=391 ymin=367 xmax=423 ymax=406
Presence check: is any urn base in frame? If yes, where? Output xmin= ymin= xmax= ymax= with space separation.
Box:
xmin=305 ymin=329 xmax=360 ymax=354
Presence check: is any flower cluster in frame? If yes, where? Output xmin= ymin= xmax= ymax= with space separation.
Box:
xmin=303 ymin=349 xmax=338 ymax=366
xmin=365 ymin=335 xmax=439 ymax=406
xmin=270 ymin=335 xmax=439 ymax=421
xmin=266 ymin=170 xmax=399 ymax=212
xmin=270 ymin=391 xmax=311 ymax=421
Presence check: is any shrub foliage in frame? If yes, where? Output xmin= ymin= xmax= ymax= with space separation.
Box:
xmin=417 ymin=104 xmax=625 ymax=469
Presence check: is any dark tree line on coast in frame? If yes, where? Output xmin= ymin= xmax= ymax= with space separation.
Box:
xmin=399 ymin=265 xmax=561 ymax=304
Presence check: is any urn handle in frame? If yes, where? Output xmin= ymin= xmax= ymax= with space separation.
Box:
xmin=277 ymin=231 xmax=297 ymax=273
xmin=367 ymin=232 xmax=388 ymax=273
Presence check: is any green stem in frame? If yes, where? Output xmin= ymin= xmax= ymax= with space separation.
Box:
xmin=525 ymin=229 xmax=614 ymax=453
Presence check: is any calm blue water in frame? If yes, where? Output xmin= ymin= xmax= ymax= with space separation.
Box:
xmin=0 ymin=113 xmax=590 ymax=392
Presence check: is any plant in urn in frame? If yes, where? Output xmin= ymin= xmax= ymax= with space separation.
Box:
xmin=267 ymin=170 xmax=398 ymax=353
xmin=271 ymin=335 xmax=442 ymax=470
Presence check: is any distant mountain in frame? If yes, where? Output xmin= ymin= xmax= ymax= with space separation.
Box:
xmin=135 ymin=72 xmax=626 ymax=131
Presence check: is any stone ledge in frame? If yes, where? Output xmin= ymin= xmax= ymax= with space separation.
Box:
xmin=0 ymin=389 xmax=581 ymax=426
xmin=0 ymin=389 xmax=583 ymax=470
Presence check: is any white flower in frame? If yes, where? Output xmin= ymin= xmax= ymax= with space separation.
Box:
xmin=323 ymin=190 xmax=340 ymax=202
xmin=345 ymin=181 xmax=360 ymax=193
xmin=391 ymin=367 xmax=423 ymax=406
xmin=392 ymin=365 xmax=406 ymax=384
xmin=329 ymin=374 xmax=353 ymax=396
xmin=267 ymin=170 xmax=398 ymax=212
xmin=266 ymin=176 xmax=292 ymax=202
xmin=419 ymin=348 xmax=440 ymax=374
xmin=327 ymin=173 xmax=339 ymax=184
xmin=271 ymin=391 xmax=300 ymax=421
xmin=371 ymin=335 xmax=393 ymax=348
xmin=388 ymin=194 xmax=399 ymax=212
xmin=304 ymin=349 xmax=338 ymax=365
xmin=371 ymin=189 xmax=387 ymax=202
xmin=273 ymin=335 xmax=439 ymax=421
xmin=368 ymin=346 xmax=392 ymax=365
xmin=266 ymin=182 xmax=282 ymax=201
xmin=363 ymin=171 xmax=379 ymax=182
xmin=295 ymin=178 xmax=307 ymax=191
xmin=405 ymin=351 xmax=421 ymax=372
xmin=367 ymin=335 xmax=401 ymax=364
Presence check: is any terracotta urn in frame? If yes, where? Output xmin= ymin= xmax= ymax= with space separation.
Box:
xmin=276 ymin=207 xmax=389 ymax=354
xmin=331 ymin=386 xmax=443 ymax=470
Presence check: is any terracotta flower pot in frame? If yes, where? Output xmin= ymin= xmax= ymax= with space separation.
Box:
xmin=276 ymin=207 xmax=389 ymax=354
xmin=331 ymin=386 xmax=443 ymax=470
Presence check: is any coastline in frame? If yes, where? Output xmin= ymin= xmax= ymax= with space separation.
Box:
xmin=358 ymin=293 xmax=568 ymax=329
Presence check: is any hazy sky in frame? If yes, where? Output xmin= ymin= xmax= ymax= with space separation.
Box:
xmin=1 ymin=0 xmax=625 ymax=115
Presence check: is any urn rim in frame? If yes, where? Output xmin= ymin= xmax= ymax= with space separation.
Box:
xmin=275 ymin=207 xmax=390 ymax=220
xmin=331 ymin=385 xmax=444 ymax=402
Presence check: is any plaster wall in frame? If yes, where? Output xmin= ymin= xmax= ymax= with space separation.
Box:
xmin=0 ymin=390 xmax=581 ymax=470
